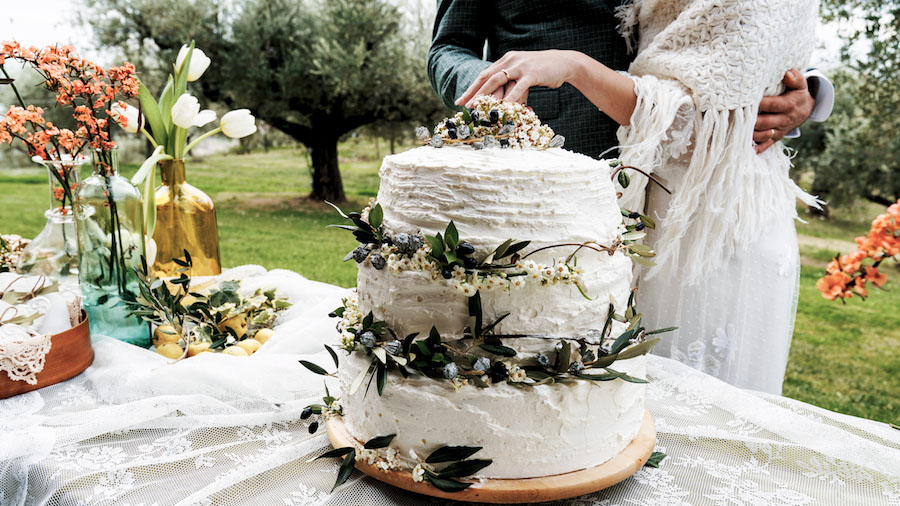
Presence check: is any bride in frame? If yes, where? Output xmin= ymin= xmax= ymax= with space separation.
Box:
xmin=456 ymin=0 xmax=821 ymax=395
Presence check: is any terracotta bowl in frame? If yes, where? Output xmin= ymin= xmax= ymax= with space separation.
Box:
xmin=0 ymin=310 xmax=93 ymax=399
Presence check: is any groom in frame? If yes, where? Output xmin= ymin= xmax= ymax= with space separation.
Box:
xmin=428 ymin=0 xmax=824 ymax=158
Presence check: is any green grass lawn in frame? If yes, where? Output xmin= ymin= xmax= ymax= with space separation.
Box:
xmin=2 ymin=140 xmax=898 ymax=425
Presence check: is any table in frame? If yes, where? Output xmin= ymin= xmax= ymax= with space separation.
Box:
xmin=2 ymin=266 xmax=899 ymax=506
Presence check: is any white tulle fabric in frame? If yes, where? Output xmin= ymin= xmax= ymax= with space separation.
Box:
xmin=1 ymin=267 xmax=899 ymax=506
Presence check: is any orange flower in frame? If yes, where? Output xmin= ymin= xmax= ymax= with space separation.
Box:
xmin=816 ymin=272 xmax=852 ymax=301
xmin=865 ymin=266 xmax=888 ymax=287
xmin=853 ymin=277 xmax=869 ymax=297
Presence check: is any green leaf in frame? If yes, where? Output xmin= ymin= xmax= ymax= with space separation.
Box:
xmin=426 ymin=235 xmax=444 ymax=258
xmin=478 ymin=343 xmax=517 ymax=357
xmin=137 ymin=82 xmax=167 ymax=147
xmin=577 ymin=371 xmax=621 ymax=381
xmin=312 ymin=447 xmax=355 ymax=461
xmin=468 ymin=291 xmax=483 ymax=335
xmin=332 ymin=450 xmax=357 ymax=491
xmin=622 ymin=230 xmax=647 ymax=241
xmin=644 ymin=451 xmax=666 ymax=468
xmin=556 ymin=341 xmax=572 ymax=373
xmin=299 ymin=360 xmax=329 ymax=375
xmin=376 ymin=362 xmax=387 ymax=396
xmin=444 ymin=251 xmax=458 ymax=263
xmin=132 ymin=147 xmax=172 ymax=237
xmin=493 ymin=239 xmax=514 ymax=260
xmin=605 ymin=367 xmax=649 ymax=384
xmin=445 ymin=221 xmax=459 ymax=248
xmin=369 ymin=204 xmax=383 ymax=229
xmin=631 ymin=255 xmax=657 ymax=268
xmin=426 ymin=445 xmax=483 ymax=464
xmin=610 ymin=328 xmax=637 ymax=354
xmin=158 ymin=75 xmax=175 ymax=130
xmin=616 ymin=338 xmax=661 ymax=360
xmin=349 ymin=359 xmax=376 ymax=395
xmin=640 ymin=214 xmax=656 ymax=229
xmin=505 ymin=241 xmax=531 ymax=258
xmin=437 ymin=459 xmax=493 ymax=478
xmin=363 ymin=434 xmax=396 ymax=449
xmin=617 ymin=170 xmax=631 ymax=188
xmin=325 ymin=344 xmax=340 ymax=368
xmin=646 ymin=326 xmax=678 ymax=335
xmin=424 ymin=470 xmax=472 ymax=492
xmin=629 ymin=243 xmax=656 ymax=257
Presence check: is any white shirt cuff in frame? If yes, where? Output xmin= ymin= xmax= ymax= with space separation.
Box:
xmin=805 ymin=69 xmax=834 ymax=122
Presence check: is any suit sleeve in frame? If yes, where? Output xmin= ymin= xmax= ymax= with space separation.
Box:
xmin=427 ymin=0 xmax=492 ymax=110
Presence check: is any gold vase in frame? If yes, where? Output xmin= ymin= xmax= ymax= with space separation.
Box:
xmin=152 ymin=159 xmax=222 ymax=277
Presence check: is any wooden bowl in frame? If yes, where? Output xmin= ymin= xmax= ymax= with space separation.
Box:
xmin=325 ymin=410 xmax=656 ymax=504
xmin=0 ymin=310 xmax=93 ymax=399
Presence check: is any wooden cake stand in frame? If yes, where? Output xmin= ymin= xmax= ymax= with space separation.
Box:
xmin=0 ymin=311 xmax=93 ymax=399
xmin=325 ymin=410 xmax=656 ymax=504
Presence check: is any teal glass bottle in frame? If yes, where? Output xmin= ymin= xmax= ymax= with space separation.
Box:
xmin=74 ymin=148 xmax=151 ymax=347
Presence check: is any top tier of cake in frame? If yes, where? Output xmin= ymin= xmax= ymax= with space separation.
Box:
xmin=377 ymin=146 xmax=623 ymax=254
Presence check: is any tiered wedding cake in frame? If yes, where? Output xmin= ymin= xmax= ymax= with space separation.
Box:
xmin=318 ymin=97 xmax=660 ymax=487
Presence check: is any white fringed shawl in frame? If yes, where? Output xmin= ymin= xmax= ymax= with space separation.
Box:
xmin=614 ymin=0 xmax=822 ymax=283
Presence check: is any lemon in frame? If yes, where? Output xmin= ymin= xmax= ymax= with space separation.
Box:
xmin=236 ymin=338 xmax=262 ymax=355
xmin=156 ymin=343 xmax=185 ymax=359
xmin=218 ymin=314 xmax=248 ymax=338
xmin=153 ymin=325 xmax=181 ymax=345
xmin=187 ymin=341 xmax=212 ymax=356
xmin=222 ymin=346 xmax=249 ymax=357
xmin=253 ymin=328 xmax=275 ymax=344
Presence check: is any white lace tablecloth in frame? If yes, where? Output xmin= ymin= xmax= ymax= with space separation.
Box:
xmin=2 ymin=266 xmax=899 ymax=506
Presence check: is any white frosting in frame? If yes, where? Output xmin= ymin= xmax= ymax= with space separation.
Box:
xmin=340 ymin=350 xmax=646 ymax=479
xmin=341 ymin=145 xmax=644 ymax=479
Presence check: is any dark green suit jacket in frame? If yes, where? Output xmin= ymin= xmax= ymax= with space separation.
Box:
xmin=427 ymin=0 xmax=632 ymax=158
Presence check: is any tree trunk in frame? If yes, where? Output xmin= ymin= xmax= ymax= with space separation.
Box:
xmin=309 ymin=135 xmax=346 ymax=202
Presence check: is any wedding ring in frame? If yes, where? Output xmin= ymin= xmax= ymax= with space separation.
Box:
xmin=502 ymin=69 xmax=511 ymax=81
xmin=770 ymin=128 xmax=776 ymax=140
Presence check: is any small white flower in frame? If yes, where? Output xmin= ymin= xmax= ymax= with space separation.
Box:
xmin=511 ymin=277 xmax=526 ymax=289
xmin=359 ymin=449 xmax=378 ymax=465
xmin=175 ymin=45 xmax=212 ymax=82
xmin=412 ymin=464 xmax=425 ymax=483
xmin=509 ymin=366 xmax=527 ymax=383
xmin=375 ymin=461 xmax=390 ymax=472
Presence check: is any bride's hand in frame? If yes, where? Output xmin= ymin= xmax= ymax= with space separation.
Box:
xmin=455 ymin=50 xmax=577 ymax=107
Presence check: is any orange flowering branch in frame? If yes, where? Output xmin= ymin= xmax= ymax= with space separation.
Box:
xmin=817 ymin=199 xmax=900 ymax=302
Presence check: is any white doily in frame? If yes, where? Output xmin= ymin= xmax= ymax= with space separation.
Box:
xmin=0 ymin=325 xmax=52 ymax=385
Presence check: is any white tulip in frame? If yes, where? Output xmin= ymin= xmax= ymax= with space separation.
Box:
xmin=110 ymin=102 xmax=142 ymax=133
xmin=192 ymin=109 xmax=217 ymax=128
xmin=220 ymin=109 xmax=257 ymax=138
xmin=171 ymin=94 xmax=201 ymax=129
xmin=175 ymin=45 xmax=211 ymax=82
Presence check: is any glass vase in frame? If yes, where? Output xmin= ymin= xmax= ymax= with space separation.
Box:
xmin=17 ymin=157 xmax=86 ymax=286
xmin=152 ymin=159 xmax=221 ymax=277
xmin=74 ymin=148 xmax=151 ymax=347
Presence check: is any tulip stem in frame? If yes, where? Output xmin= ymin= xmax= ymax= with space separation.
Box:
xmin=140 ymin=128 xmax=158 ymax=148
xmin=183 ymin=126 xmax=222 ymax=156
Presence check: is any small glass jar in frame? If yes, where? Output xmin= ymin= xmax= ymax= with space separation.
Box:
xmin=74 ymin=148 xmax=151 ymax=347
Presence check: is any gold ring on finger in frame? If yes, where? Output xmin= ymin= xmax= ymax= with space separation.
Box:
xmin=770 ymin=128 xmax=776 ymax=140
xmin=502 ymin=69 xmax=511 ymax=81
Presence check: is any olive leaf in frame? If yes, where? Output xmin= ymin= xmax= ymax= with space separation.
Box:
xmin=437 ymin=459 xmax=493 ymax=478
xmin=363 ymin=434 xmax=396 ymax=449
xmin=299 ymin=360 xmax=329 ymax=376
xmin=325 ymin=344 xmax=340 ymax=368
xmin=333 ymin=450 xmax=357 ymax=491
xmin=312 ymin=447 xmax=354 ymax=462
xmin=424 ymin=470 xmax=472 ymax=492
xmin=426 ymin=445 xmax=483 ymax=464
xmin=644 ymin=451 xmax=666 ymax=468
xmin=478 ymin=344 xmax=517 ymax=357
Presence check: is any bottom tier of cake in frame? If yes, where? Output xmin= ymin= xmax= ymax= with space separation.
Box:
xmin=338 ymin=350 xmax=647 ymax=479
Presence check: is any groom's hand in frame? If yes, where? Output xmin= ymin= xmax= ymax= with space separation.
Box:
xmin=753 ymin=69 xmax=814 ymax=154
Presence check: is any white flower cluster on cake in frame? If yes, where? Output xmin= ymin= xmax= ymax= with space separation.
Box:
xmin=417 ymin=95 xmax=562 ymax=149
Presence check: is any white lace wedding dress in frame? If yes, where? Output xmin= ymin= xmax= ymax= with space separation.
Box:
xmin=615 ymin=0 xmax=822 ymax=394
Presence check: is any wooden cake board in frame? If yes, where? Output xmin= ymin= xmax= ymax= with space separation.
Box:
xmin=325 ymin=409 xmax=656 ymax=504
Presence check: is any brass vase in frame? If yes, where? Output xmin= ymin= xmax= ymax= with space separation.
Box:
xmin=152 ymin=159 xmax=222 ymax=277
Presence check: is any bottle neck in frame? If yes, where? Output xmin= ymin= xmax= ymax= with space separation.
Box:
xmin=91 ymin=149 xmax=120 ymax=178
xmin=160 ymin=159 xmax=186 ymax=185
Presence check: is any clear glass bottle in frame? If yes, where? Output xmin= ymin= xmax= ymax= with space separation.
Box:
xmin=74 ymin=148 xmax=151 ymax=347
xmin=152 ymin=159 xmax=222 ymax=277
xmin=17 ymin=157 xmax=86 ymax=286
